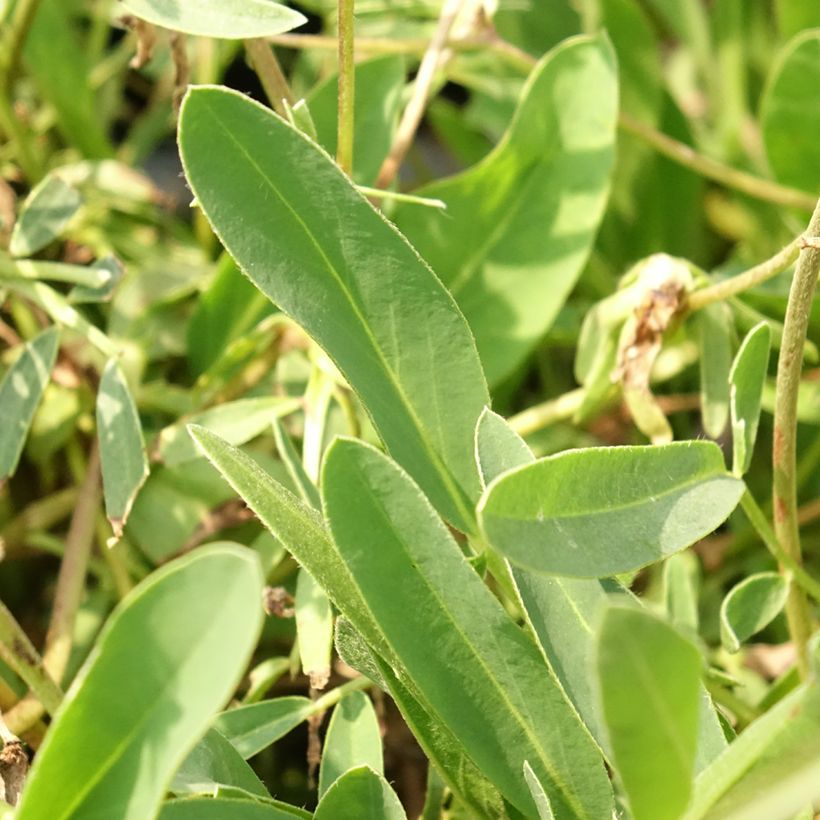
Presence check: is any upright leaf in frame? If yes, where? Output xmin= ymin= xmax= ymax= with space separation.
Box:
xmin=97 ymin=359 xmax=149 ymax=537
xmin=120 ymin=0 xmax=306 ymax=38
xmin=9 ymin=174 xmax=82 ymax=258
xmin=314 ymin=766 xmax=406 ymax=820
xmin=179 ymin=86 xmax=489 ymax=531
xmin=0 ymin=326 xmax=59 ymax=481
xmin=698 ymin=302 xmax=733 ymax=439
xmin=393 ymin=34 xmax=617 ymax=384
xmin=479 ymin=441 xmax=744 ymax=577
xmin=720 ymin=573 xmax=788 ymax=653
xmin=319 ymin=691 xmax=383 ymax=797
xmin=729 ymin=322 xmax=771 ymax=476
xmin=16 ymin=545 xmax=264 ymax=820
xmin=597 ymin=606 xmax=702 ymax=820
xmin=322 ymin=439 xmax=613 ymax=818
xmin=294 ymin=569 xmax=333 ymax=689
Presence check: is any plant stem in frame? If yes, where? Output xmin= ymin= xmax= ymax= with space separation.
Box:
xmin=686 ymin=237 xmax=802 ymax=311
xmin=244 ymin=39 xmax=294 ymax=117
xmin=312 ymin=674 xmax=371 ymax=713
xmin=0 ymin=487 xmax=79 ymax=559
xmin=772 ymin=198 xmax=820 ymax=679
xmin=336 ymin=0 xmax=356 ymax=175
xmin=357 ymin=185 xmax=445 ymax=209
xmin=374 ymin=0 xmax=466 ymax=189
xmin=508 ymin=388 xmax=586 ymax=437
xmin=619 ymin=112 xmax=817 ymax=212
xmin=0 ymin=601 xmax=63 ymax=716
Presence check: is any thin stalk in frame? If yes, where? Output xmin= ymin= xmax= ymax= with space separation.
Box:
xmin=357 ymin=185 xmax=446 ymax=209
xmin=704 ymin=679 xmax=759 ymax=729
xmin=312 ymin=675 xmax=371 ymax=713
xmin=0 ymin=601 xmax=62 ymax=716
xmin=772 ymin=198 xmax=820 ymax=679
xmin=0 ymin=486 xmax=79 ymax=559
xmin=41 ymin=443 xmax=101 ymax=686
xmin=244 ymin=39 xmax=293 ymax=117
xmin=508 ymin=388 xmax=586 ymax=437
xmin=336 ymin=0 xmax=356 ymax=175
xmin=687 ymin=237 xmax=802 ymax=311
xmin=619 ymin=112 xmax=817 ymax=212
xmin=0 ymin=0 xmax=42 ymax=82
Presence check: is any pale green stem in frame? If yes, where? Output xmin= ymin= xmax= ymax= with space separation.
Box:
xmin=244 ymin=39 xmax=294 ymax=117
xmin=772 ymin=198 xmax=820 ymax=679
xmin=508 ymin=388 xmax=586 ymax=438
xmin=336 ymin=0 xmax=356 ymax=175
xmin=357 ymin=185 xmax=446 ymax=209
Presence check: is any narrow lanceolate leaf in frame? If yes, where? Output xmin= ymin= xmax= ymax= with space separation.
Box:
xmin=97 ymin=360 xmax=149 ymax=536
xmin=179 ymin=86 xmax=489 ymax=532
xmin=9 ymin=174 xmax=81 ymax=258
xmin=214 ymin=697 xmax=316 ymax=759
xmin=120 ymin=0 xmax=306 ymax=38
xmin=160 ymin=798 xmax=309 ymax=820
xmin=171 ymin=728 xmax=269 ymax=798
xmin=314 ymin=766 xmax=406 ymax=820
xmin=272 ymin=417 xmax=321 ymax=509
xmin=0 ymin=327 xmax=59 ymax=481
xmin=16 ymin=545 xmax=264 ymax=820
xmin=319 ymin=691 xmax=383 ymax=798
xmin=393 ymin=34 xmax=618 ymax=384
xmin=761 ymin=30 xmax=820 ymax=193
xmin=698 ymin=302 xmax=732 ymax=439
xmin=597 ymin=607 xmax=702 ymax=820
xmin=322 ymin=439 xmax=613 ymax=819
xmin=720 ymin=573 xmax=788 ymax=654
xmin=730 ymin=323 xmax=771 ymax=476
xmin=479 ymin=441 xmax=744 ymax=577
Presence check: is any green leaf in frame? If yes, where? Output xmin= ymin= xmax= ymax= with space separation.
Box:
xmin=729 ymin=322 xmax=771 ymax=476
xmin=272 ymin=417 xmax=321 ymax=509
xmin=9 ymin=174 xmax=82 ymax=257
xmin=294 ymin=569 xmax=333 ymax=689
xmin=214 ymin=697 xmax=316 ymax=759
xmin=479 ymin=441 xmax=744 ymax=577
xmin=597 ymin=606 xmax=702 ymax=820
xmin=179 ymin=86 xmax=489 ymax=531
xmin=157 ymin=397 xmax=300 ymax=467
xmin=761 ymin=30 xmax=820 ymax=194
xmin=523 ymin=761 xmax=555 ymax=820
xmin=720 ymin=572 xmax=788 ymax=654
xmin=309 ymin=56 xmax=405 ymax=185
xmin=314 ymin=766 xmax=406 ymax=820
xmin=171 ymin=728 xmax=269 ymax=798
xmin=16 ymin=545 xmax=264 ymax=820
xmin=392 ymin=34 xmax=617 ymax=384
xmin=775 ymin=0 xmax=820 ymax=37
xmin=319 ymin=691 xmax=383 ymax=798
xmin=474 ymin=406 xmax=534 ymax=488
xmin=160 ymin=797 xmax=309 ymax=820
xmin=663 ymin=551 xmax=700 ymax=634
xmin=0 ymin=326 xmax=59 ymax=481
xmin=698 ymin=302 xmax=733 ymax=439
xmin=97 ymin=359 xmax=149 ymax=537
xmin=322 ymin=438 xmax=613 ymax=818
xmin=120 ymin=0 xmax=306 ymax=38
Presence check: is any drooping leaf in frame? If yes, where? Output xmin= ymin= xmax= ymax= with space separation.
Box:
xmin=479 ymin=441 xmax=744 ymax=577
xmin=720 ymin=572 xmax=788 ymax=653
xmin=179 ymin=86 xmax=489 ymax=531
xmin=120 ymin=0 xmax=306 ymax=38
xmin=9 ymin=174 xmax=82 ymax=258
xmin=319 ymin=691 xmax=383 ymax=798
xmin=761 ymin=30 xmax=820 ymax=194
xmin=729 ymin=322 xmax=771 ymax=476
xmin=698 ymin=302 xmax=733 ymax=439
xmin=393 ymin=34 xmax=617 ymax=384
xmin=597 ymin=606 xmax=702 ymax=820
xmin=171 ymin=728 xmax=269 ymax=798
xmin=314 ymin=766 xmax=406 ymax=820
xmin=16 ymin=545 xmax=264 ymax=820
xmin=0 ymin=326 xmax=59 ymax=481
xmin=159 ymin=797 xmax=309 ymax=820
xmin=322 ymin=438 xmax=613 ymax=818
xmin=97 ymin=359 xmax=149 ymax=536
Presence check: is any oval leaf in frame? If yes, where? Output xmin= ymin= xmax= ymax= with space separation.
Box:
xmin=120 ymin=0 xmax=306 ymax=38
xmin=16 ymin=545 xmax=264 ymax=820
xmin=178 ymin=86 xmax=489 ymax=532
xmin=479 ymin=441 xmax=744 ymax=577
xmin=720 ymin=572 xmax=788 ymax=654
xmin=10 ymin=174 xmax=82 ymax=258
xmin=314 ymin=766 xmax=406 ymax=820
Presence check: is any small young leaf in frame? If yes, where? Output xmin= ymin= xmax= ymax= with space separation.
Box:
xmin=120 ymin=0 xmax=306 ymax=38
xmin=720 ymin=572 xmax=788 ymax=653
xmin=597 ymin=606 xmax=702 ymax=820
xmin=97 ymin=359 xmax=149 ymax=537
xmin=319 ymin=691 xmax=383 ymax=797
xmin=10 ymin=175 xmax=82 ymax=258
xmin=294 ymin=569 xmax=333 ymax=690
xmin=697 ymin=302 xmax=733 ymax=439
xmin=16 ymin=545 xmax=264 ymax=820
xmin=479 ymin=441 xmax=744 ymax=577
xmin=729 ymin=322 xmax=771 ymax=476
xmin=314 ymin=766 xmax=406 ymax=820
xmin=0 ymin=326 xmax=59 ymax=481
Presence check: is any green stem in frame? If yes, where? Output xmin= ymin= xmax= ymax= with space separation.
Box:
xmin=336 ymin=0 xmax=356 ymax=175
xmin=704 ymin=679 xmax=759 ymax=729
xmin=0 ymin=0 xmax=42 ymax=82
xmin=0 ymin=487 xmax=79 ymax=559
xmin=0 ymin=600 xmax=63 ymax=716
xmin=312 ymin=674 xmax=371 ymax=713
xmin=687 ymin=237 xmax=802 ymax=311
xmin=508 ymin=388 xmax=586 ymax=437
xmin=772 ymin=198 xmax=820 ymax=679
xmin=244 ymin=39 xmax=294 ymax=117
